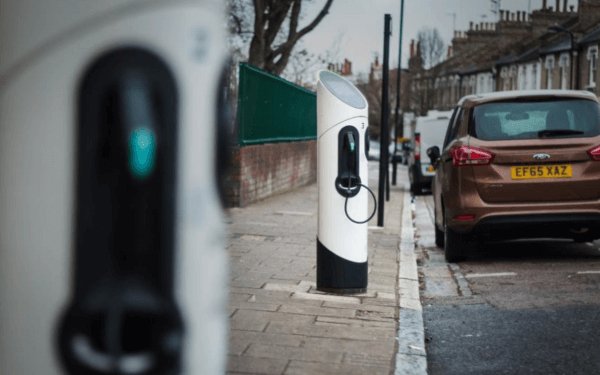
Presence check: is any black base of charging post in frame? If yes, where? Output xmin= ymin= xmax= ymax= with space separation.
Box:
xmin=316 ymin=238 xmax=367 ymax=294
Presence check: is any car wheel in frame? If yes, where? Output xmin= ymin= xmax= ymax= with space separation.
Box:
xmin=435 ymin=206 xmax=444 ymax=248
xmin=410 ymin=183 xmax=421 ymax=196
xmin=444 ymin=224 xmax=468 ymax=263
xmin=435 ymin=223 xmax=444 ymax=248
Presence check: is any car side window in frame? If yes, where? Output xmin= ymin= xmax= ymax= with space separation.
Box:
xmin=443 ymin=107 xmax=462 ymax=149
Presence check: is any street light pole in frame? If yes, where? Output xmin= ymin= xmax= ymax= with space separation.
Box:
xmin=377 ymin=14 xmax=392 ymax=226
xmin=392 ymin=0 xmax=405 ymax=186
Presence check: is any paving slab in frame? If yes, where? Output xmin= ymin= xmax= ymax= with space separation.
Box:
xmin=226 ymin=163 xmax=408 ymax=374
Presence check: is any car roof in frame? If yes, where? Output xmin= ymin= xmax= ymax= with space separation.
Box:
xmin=458 ymin=90 xmax=599 ymax=107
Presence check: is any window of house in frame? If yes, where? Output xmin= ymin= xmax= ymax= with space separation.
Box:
xmin=519 ymin=66 xmax=527 ymax=90
xmin=587 ymin=45 xmax=598 ymax=88
xmin=559 ymin=53 xmax=570 ymax=89
xmin=545 ymin=56 xmax=555 ymax=89
xmin=531 ymin=63 xmax=538 ymax=90
xmin=510 ymin=66 xmax=518 ymax=90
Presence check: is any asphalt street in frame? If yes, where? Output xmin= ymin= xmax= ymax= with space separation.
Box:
xmin=414 ymin=195 xmax=600 ymax=375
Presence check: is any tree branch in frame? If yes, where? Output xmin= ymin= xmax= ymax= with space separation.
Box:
xmin=271 ymin=0 xmax=333 ymax=60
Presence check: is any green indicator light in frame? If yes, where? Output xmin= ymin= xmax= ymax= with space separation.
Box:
xmin=350 ymin=141 xmax=355 ymax=152
xmin=128 ymin=127 xmax=156 ymax=178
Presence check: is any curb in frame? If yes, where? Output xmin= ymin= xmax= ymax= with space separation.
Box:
xmin=395 ymin=193 xmax=428 ymax=374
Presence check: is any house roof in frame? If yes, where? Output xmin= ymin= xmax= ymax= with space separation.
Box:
xmin=540 ymin=35 xmax=573 ymax=54
xmin=515 ymin=45 xmax=540 ymax=63
xmin=579 ymin=26 xmax=600 ymax=45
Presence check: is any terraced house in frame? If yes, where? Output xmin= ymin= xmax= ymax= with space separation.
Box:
xmin=406 ymin=0 xmax=600 ymax=114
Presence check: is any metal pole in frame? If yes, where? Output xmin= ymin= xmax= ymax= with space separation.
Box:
xmin=378 ymin=14 xmax=392 ymax=226
xmin=570 ymin=33 xmax=575 ymax=89
xmin=392 ymin=0 xmax=405 ymax=186
xmin=572 ymin=33 xmax=579 ymax=90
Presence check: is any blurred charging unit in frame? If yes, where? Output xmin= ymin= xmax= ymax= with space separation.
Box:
xmin=0 ymin=1 xmax=229 ymax=374
xmin=316 ymin=71 xmax=375 ymax=294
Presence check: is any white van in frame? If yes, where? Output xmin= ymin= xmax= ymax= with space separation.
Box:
xmin=408 ymin=113 xmax=452 ymax=195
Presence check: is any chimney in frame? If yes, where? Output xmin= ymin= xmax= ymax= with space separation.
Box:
xmin=563 ymin=0 xmax=568 ymax=12
xmin=570 ymin=5 xmax=575 ymax=12
xmin=556 ymin=0 xmax=560 ymax=11
xmin=470 ymin=21 xmax=474 ymax=30
xmin=410 ymin=40 xmax=415 ymax=58
xmin=543 ymin=0 xmax=547 ymax=9
xmin=499 ymin=9 xmax=505 ymax=20
xmin=517 ymin=12 xmax=521 ymax=21
xmin=447 ymin=45 xmax=453 ymax=59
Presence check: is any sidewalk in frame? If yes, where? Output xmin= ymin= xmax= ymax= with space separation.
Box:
xmin=225 ymin=164 xmax=408 ymax=374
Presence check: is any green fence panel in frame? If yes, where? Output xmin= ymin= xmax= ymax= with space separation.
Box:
xmin=237 ymin=63 xmax=316 ymax=145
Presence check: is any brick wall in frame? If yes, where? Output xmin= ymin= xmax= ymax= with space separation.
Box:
xmin=226 ymin=140 xmax=317 ymax=207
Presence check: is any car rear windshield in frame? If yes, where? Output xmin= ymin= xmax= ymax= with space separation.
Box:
xmin=472 ymin=99 xmax=600 ymax=141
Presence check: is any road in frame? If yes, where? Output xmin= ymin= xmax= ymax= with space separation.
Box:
xmin=413 ymin=195 xmax=600 ymax=375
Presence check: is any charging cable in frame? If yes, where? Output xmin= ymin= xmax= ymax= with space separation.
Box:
xmin=343 ymin=180 xmax=377 ymax=224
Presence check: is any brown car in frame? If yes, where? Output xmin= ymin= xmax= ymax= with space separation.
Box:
xmin=427 ymin=90 xmax=600 ymax=262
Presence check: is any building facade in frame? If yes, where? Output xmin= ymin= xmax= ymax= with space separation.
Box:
xmin=405 ymin=0 xmax=600 ymax=113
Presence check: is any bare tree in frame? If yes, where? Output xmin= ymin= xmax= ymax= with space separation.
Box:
xmin=417 ymin=27 xmax=445 ymax=69
xmin=229 ymin=0 xmax=334 ymax=76
xmin=283 ymin=34 xmax=343 ymax=87
xmin=357 ymin=69 xmax=398 ymax=141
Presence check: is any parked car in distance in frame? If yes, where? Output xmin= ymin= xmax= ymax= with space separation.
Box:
xmin=367 ymin=139 xmax=396 ymax=161
xmin=428 ymin=90 xmax=600 ymax=262
xmin=408 ymin=113 xmax=452 ymax=195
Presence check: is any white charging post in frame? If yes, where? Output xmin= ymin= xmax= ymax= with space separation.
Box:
xmin=316 ymin=70 xmax=373 ymax=294
xmin=0 ymin=1 xmax=228 ymax=374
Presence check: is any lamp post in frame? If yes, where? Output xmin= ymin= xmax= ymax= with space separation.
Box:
xmin=548 ymin=25 xmax=579 ymax=89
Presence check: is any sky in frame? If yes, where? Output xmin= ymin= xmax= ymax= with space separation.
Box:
xmin=300 ymin=0 xmax=571 ymax=75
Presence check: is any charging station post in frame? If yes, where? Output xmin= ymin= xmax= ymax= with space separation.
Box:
xmin=316 ymin=71 xmax=375 ymax=294
xmin=0 ymin=1 xmax=229 ymax=374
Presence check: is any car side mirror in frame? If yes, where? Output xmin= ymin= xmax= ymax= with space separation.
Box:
xmin=427 ymin=146 xmax=441 ymax=165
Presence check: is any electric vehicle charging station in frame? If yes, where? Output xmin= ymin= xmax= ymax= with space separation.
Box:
xmin=0 ymin=1 xmax=228 ymax=374
xmin=316 ymin=71 xmax=375 ymax=294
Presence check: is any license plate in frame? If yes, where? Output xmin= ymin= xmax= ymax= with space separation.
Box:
xmin=511 ymin=164 xmax=572 ymax=179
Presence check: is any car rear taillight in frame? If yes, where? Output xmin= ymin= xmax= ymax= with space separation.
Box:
xmin=453 ymin=214 xmax=476 ymax=222
xmin=414 ymin=133 xmax=421 ymax=161
xmin=451 ymin=145 xmax=494 ymax=166
xmin=588 ymin=145 xmax=600 ymax=161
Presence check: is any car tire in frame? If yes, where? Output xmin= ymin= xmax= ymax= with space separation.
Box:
xmin=435 ymin=224 xmax=444 ymax=248
xmin=410 ymin=183 xmax=421 ymax=196
xmin=435 ymin=206 xmax=444 ymax=248
xmin=444 ymin=224 xmax=468 ymax=263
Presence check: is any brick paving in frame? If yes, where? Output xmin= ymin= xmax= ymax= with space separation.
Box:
xmin=226 ymin=165 xmax=405 ymax=374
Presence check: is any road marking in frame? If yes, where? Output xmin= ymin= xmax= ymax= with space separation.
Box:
xmin=465 ymin=272 xmax=517 ymax=279
xmin=576 ymin=271 xmax=600 ymax=275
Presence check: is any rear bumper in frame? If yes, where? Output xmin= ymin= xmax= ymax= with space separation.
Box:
xmin=451 ymin=211 xmax=600 ymax=240
xmin=443 ymin=170 xmax=600 ymax=239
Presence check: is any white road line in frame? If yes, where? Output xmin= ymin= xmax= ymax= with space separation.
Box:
xmin=576 ymin=270 xmax=600 ymax=275
xmin=465 ymin=272 xmax=517 ymax=279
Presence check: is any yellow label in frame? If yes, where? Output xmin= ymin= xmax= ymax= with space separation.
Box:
xmin=511 ymin=164 xmax=572 ymax=179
